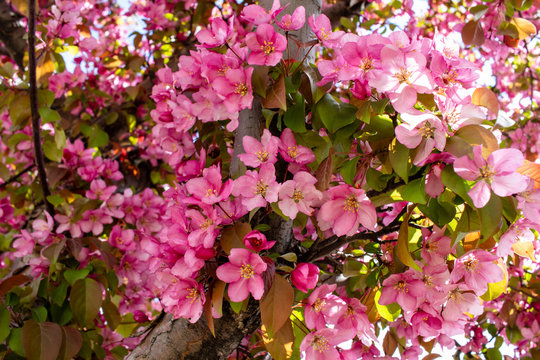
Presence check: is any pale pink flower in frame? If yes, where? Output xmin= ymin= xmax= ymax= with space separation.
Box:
xmin=185 ymin=165 xmax=233 ymax=205
xmin=276 ymin=6 xmax=305 ymax=31
xmin=317 ymin=184 xmax=377 ymax=237
xmin=55 ymin=212 xmax=83 ymax=238
xmin=290 ymin=263 xmax=319 ymax=293
xmin=243 ymin=230 xmax=275 ymax=252
xmin=421 ymin=226 xmax=453 ymax=262
xmin=442 ymin=284 xmax=483 ymax=320
xmin=232 ymin=163 xmax=280 ymax=211
xmin=308 ymin=14 xmax=344 ymax=48
xmin=79 ymin=209 xmax=113 ymax=236
xmin=450 ymin=249 xmax=503 ymax=295
xmin=216 ymin=248 xmax=267 ymax=302
xmin=161 ymin=279 xmax=205 ymax=323
xmin=454 ymin=146 xmax=529 ymax=208
xmin=278 ymin=171 xmax=322 ymax=219
xmin=241 ymin=0 xmax=285 ymax=25
xmin=196 ymin=17 xmax=231 ymax=48
xmin=304 ymin=284 xmax=346 ymax=329
xmin=31 ymin=211 xmax=54 ymax=244
xmin=246 ymin=24 xmax=287 ymax=66
xmin=238 ymin=129 xmax=280 ymax=168
xmin=336 ymin=297 xmax=376 ymax=345
xmin=300 ymin=328 xmax=349 ymax=360
xmin=517 ymin=189 xmax=540 ymax=226
xmin=10 ymin=230 xmax=34 ymax=259
xmin=497 ymin=220 xmax=536 ymax=257
xmin=379 ymin=271 xmax=426 ymax=311
xmin=278 ymin=128 xmax=315 ymax=165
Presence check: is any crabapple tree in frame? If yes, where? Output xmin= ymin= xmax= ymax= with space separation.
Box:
xmin=0 ymin=0 xmax=539 ymax=359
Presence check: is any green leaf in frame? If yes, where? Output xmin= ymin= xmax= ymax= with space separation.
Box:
xmin=39 ymin=108 xmax=60 ymax=124
xmin=260 ymin=274 xmax=294 ymax=338
xmin=88 ymin=126 xmax=109 ymax=148
xmin=21 ymin=319 xmax=62 ymax=360
xmin=51 ymin=281 xmax=69 ymax=305
xmin=43 ymin=138 xmax=63 ymax=162
xmin=363 ymin=115 xmax=394 ymax=140
xmin=31 ymin=306 xmax=48 ymax=322
xmin=9 ymin=327 xmax=25 ymax=356
xmin=418 ymin=199 xmax=456 ymax=228
xmin=366 ymin=168 xmax=391 ymax=192
xmin=64 ymin=268 xmax=90 ymax=286
xmin=102 ymin=299 xmax=121 ymax=330
xmin=340 ymin=157 xmax=359 ymax=186
xmin=47 ymin=194 xmax=64 ymax=207
xmin=69 ymin=278 xmax=103 ymax=327
xmin=399 ymin=178 xmax=427 ymax=204
xmin=441 ymin=166 xmax=473 ymax=205
xmin=0 ymin=306 xmax=10 ymax=343
xmin=9 ymin=94 xmax=31 ymax=127
xmin=314 ymin=94 xmax=357 ymax=133
xmin=396 ymin=208 xmax=422 ymax=272
xmin=374 ymin=290 xmax=401 ymax=321
xmin=486 ymin=348 xmax=502 ymax=360
xmin=50 ymin=303 xmax=73 ymax=326
xmin=37 ymin=90 xmax=55 ymax=108
xmin=478 ymin=195 xmax=502 ymax=239
xmin=283 ymin=93 xmax=306 ymax=133
xmin=389 ymin=139 xmax=409 ymax=183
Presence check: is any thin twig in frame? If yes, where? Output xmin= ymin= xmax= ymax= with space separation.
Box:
xmin=0 ymin=164 xmax=35 ymax=190
xmin=28 ymin=0 xmax=54 ymax=215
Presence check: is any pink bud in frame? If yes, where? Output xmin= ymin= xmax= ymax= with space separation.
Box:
xmin=291 ymin=263 xmax=319 ymax=293
xmin=133 ymin=310 xmax=149 ymax=323
xmin=243 ymin=230 xmax=275 ymax=252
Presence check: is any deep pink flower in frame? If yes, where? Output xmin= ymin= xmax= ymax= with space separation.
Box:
xmin=161 ymin=279 xmax=205 ymax=323
xmin=278 ymin=171 xmax=322 ymax=219
xmin=109 ymin=225 xmax=136 ymax=252
xmin=243 ymin=230 xmax=275 ymax=252
xmin=454 ymin=146 xmax=529 ymax=208
xmin=246 ymin=24 xmax=287 ymax=66
xmin=291 ymin=263 xmax=319 ymax=293
xmin=216 ymin=248 xmax=268 ymax=302
xmin=232 ymin=163 xmax=280 ymax=211
xmin=450 ymin=249 xmax=503 ymax=295
xmin=196 ymin=17 xmax=231 ymax=48
xmin=185 ymin=165 xmax=233 ymax=205
xmin=238 ymin=129 xmax=280 ymax=168
xmin=241 ymin=0 xmax=285 ymax=25
xmin=86 ymin=179 xmax=116 ymax=201
xmin=278 ymin=128 xmax=315 ymax=165
xmin=276 ymin=6 xmax=305 ymax=31
xmin=308 ymin=14 xmax=344 ymax=48
xmin=317 ymin=184 xmax=377 ymax=236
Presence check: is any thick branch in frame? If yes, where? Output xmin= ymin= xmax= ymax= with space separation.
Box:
xmin=28 ymin=0 xmax=54 ymax=215
xmin=0 ymin=0 xmax=25 ymax=68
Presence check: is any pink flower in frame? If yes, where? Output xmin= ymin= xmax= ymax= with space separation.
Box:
xmin=196 ymin=17 xmax=231 ymax=48
xmin=300 ymin=328 xmax=349 ymax=360
xmin=454 ymin=146 xmax=529 ymax=208
xmin=216 ymin=248 xmax=268 ymax=302
xmin=379 ymin=271 xmax=426 ymax=311
xmin=442 ymin=284 xmax=483 ymax=320
xmin=317 ymin=185 xmax=377 ymax=236
xmin=109 ymin=225 xmax=136 ymax=252
xmin=450 ymin=249 xmax=503 ymax=295
xmin=31 ymin=211 xmax=54 ymax=244
xmin=161 ymin=279 xmax=205 ymax=323
xmin=304 ymin=284 xmax=346 ymax=329
xmin=212 ymin=67 xmax=254 ymax=124
xmin=278 ymin=128 xmax=315 ymax=165
xmin=497 ymin=220 xmax=536 ymax=257
xmin=241 ymin=0 xmax=285 ymax=25
xmin=308 ymin=14 xmax=344 ymax=48
xmin=421 ymin=226 xmax=453 ymax=262
xmin=276 ymin=6 xmax=305 ymax=31
xmin=185 ymin=165 xmax=233 ymax=205
xmin=278 ymin=171 xmax=322 ymax=219
xmin=291 ymin=263 xmax=319 ymax=293
xmin=86 ymin=179 xmax=116 ymax=201
xmin=243 ymin=230 xmax=275 ymax=252
xmin=246 ymin=24 xmax=287 ymax=66
xmin=232 ymin=163 xmax=280 ymax=211
xmin=336 ymin=297 xmax=376 ymax=345
xmin=238 ymin=129 xmax=280 ymax=168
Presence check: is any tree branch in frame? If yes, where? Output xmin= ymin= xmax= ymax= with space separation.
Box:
xmin=0 ymin=164 xmax=35 ymax=190
xmin=28 ymin=0 xmax=54 ymax=216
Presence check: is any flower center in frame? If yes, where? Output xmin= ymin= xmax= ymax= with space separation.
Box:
xmin=287 ymin=146 xmax=297 ymax=159
xmin=186 ymin=287 xmax=200 ymax=303
xmin=418 ymin=122 xmax=435 ymax=138
xmin=312 ymin=298 xmax=326 ymax=313
xmin=261 ymin=40 xmax=275 ymax=55
xmin=394 ymin=68 xmax=412 ymax=84
xmin=234 ymin=83 xmax=248 ymax=96
xmin=320 ymin=27 xmax=330 ymax=40
xmin=255 ymin=150 xmax=270 ymax=162
xmin=240 ymin=264 xmax=254 ymax=279
xmin=311 ymin=335 xmax=330 ymax=353
xmin=255 ymin=180 xmax=268 ymax=197
xmin=206 ymin=188 xmax=217 ymax=197
xmin=201 ymin=218 xmax=213 ymax=229
xmin=292 ymin=190 xmax=304 ymax=203
xmin=423 ymin=275 xmax=434 ymax=288
xmin=448 ymin=288 xmax=463 ymax=303
xmin=479 ymin=165 xmax=494 ymax=181
xmin=343 ymin=195 xmax=359 ymax=213
xmin=463 ymin=258 xmax=479 ymax=272
xmin=394 ymin=280 xmax=408 ymax=293
xmin=360 ymin=56 xmax=373 ymax=72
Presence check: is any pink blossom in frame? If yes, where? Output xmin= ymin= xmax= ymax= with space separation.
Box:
xmin=336 ymin=297 xmax=376 ymax=345
xmin=212 ymin=67 xmax=254 ymax=127
xmin=290 ymin=263 xmax=319 ymax=293
xmin=421 ymin=226 xmax=453 ymax=262
xmin=186 ymin=206 xmax=222 ymax=249
xmin=232 ymin=163 xmax=280 ymax=211
xmin=278 ymin=128 xmax=315 ymax=165
xmin=241 ymin=0 xmax=285 ymax=25
xmin=379 ymin=271 xmax=426 ymax=311
xmin=308 ymin=14 xmax=344 ymax=48
xmin=110 ymin=225 xmax=136 ymax=252
xmin=79 ymin=209 xmax=113 ymax=236
xmin=55 ymin=212 xmax=83 ymax=238
xmin=450 ymin=249 xmax=503 ymax=295
xmin=196 ymin=17 xmax=231 ymax=48
xmin=31 ymin=211 xmax=54 ymax=244
xmin=454 ymin=146 xmax=529 ymax=208
xmin=86 ymin=179 xmax=116 ymax=201
xmin=161 ymin=279 xmax=205 ymax=323
xmin=442 ymin=284 xmax=483 ymax=320
xmin=497 ymin=220 xmax=536 ymax=257
xmin=276 ymin=6 xmax=305 ymax=31
xmin=517 ymin=189 xmax=540 ymax=226
xmin=278 ymin=171 xmax=322 ymax=219
xmin=243 ymin=230 xmax=275 ymax=252
xmin=317 ymin=184 xmax=377 ymax=236
xmin=10 ymin=230 xmax=34 ymax=259
xmin=300 ymin=328 xmax=349 ymax=360
xmin=304 ymin=284 xmax=346 ymax=329
xmin=238 ymin=129 xmax=280 ymax=168
xmin=246 ymin=24 xmax=287 ymax=66
xmin=216 ymin=248 xmax=267 ymax=302
xmin=185 ymin=165 xmax=233 ymax=205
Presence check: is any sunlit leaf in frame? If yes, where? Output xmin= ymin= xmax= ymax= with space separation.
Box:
xmin=260 ymin=274 xmax=294 ymax=338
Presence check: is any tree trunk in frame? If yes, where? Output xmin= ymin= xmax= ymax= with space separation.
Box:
xmin=127 ymin=0 xmax=321 ymax=358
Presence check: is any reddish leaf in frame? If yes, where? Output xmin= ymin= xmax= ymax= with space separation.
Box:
xmin=220 ymin=222 xmax=251 ymax=255
xmin=0 ymin=275 xmax=31 ymax=297
xmin=69 ymin=278 xmax=103 ymax=327
xmin=21 ymin=320 xmax=62 ymax=360
xmin=58 ymin=326 xmax=82 ymax=360
xmin=260 ymin=274 xmax=294 ymax=338
xmin=204 ymin=290 xmax=215 ymax=337
xmin=315 ymin=148 xmax=334 ymax=191
xmin=382 ymin=331 xmax=398 ymax=356
xmin=517 ymin=160 xmax=540 ymax=188
xmin=211 ymin=280 xmax=226 ymax=317
xmin=262 ymin=76 xmax=287 ymax=111
xmin=471 ymin=88 xmax=499 ymax=116
xmin=261 ymin=321 xmax=294 ymax=360
xmin=462 ymin=20 xmax=485 ymax=46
